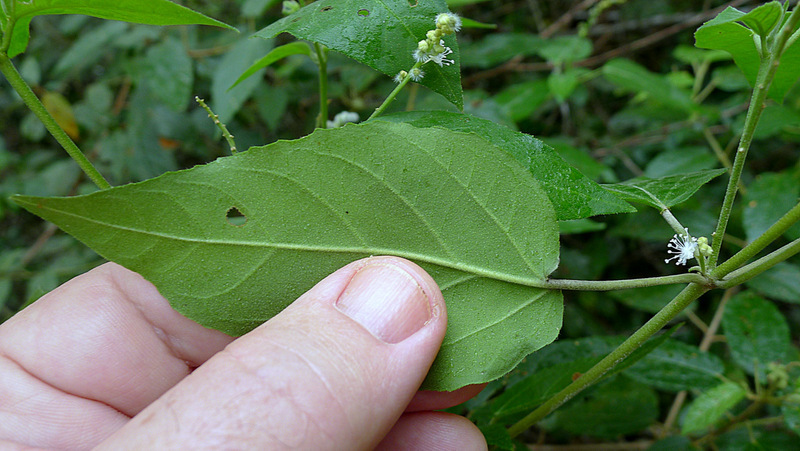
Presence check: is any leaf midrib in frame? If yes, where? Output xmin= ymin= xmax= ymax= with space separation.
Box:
xmin=23 ymin=199 xmax=548 ymax=289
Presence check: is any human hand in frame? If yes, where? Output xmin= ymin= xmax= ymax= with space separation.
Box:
xmin=0 ymin=256 xmax=487 ymax=449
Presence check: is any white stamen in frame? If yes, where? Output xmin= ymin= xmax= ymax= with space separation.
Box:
xmin=665 ymin=228 xmax=698 ymax=266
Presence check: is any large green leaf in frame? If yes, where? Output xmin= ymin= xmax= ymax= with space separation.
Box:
xmin=546 ymin=376 xmax=659 ymax=439
xmin=602 ymin=169 xmax=727 ymax=210
xmin=625 ymin=339 xmax=724 ymax=392
xmin=13 ymin=121 xmax=562 ymax=391
xmin=376 ymin=111 xmax=635 ymax=220
xmin=742 ymin=171 xmax=800 ymax=242
xmin=721 ymin=291 xmax=794 ymax=377
xmin=746 ymin=262 xmax=800 ymax=304
xmin=695 ymin=2 xmax=800 ymax=102
xmin=3 ymin=0 xmax=233 ymax=57
xmin=682 ymin=381 xmax=747 ymax=435
xmin=254 ymin=0 xmax=463 ymax=108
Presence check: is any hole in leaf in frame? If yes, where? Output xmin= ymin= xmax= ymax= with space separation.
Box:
xmin=226 ymin=207 xmax=247 ymax=227
xmin=407 ymin=0 xmax=418 ymax=6
xmin=357 ymin=9 xmax=369 ymax=17
xmin=321 ymin=6 xmax=333 ymax=11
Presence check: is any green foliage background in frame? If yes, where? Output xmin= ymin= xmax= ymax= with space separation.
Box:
xmin=2 ymin=0 xmax=800 ymax=448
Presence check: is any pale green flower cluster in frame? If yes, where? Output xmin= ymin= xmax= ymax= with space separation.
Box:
xmin=394 ymin=12 xmax=461 ymax=84
xmin=413 ymin=12 xmax=461 ymax=67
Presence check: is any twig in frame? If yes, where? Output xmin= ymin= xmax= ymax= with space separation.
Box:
xmin=195 ymin=96 xmax=238 ymax=155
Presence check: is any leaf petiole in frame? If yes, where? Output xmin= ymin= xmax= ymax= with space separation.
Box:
xmin=314 ymin=42 xmax=328 ymax=128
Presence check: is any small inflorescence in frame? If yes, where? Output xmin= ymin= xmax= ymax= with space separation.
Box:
xmin=665 ymin=228 xmax=698 ymax=266
xmin=393 ymin=12 xmax=461 ymax=84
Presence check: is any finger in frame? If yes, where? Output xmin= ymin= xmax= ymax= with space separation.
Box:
xmin=0 ymin=263 xmax=233 ymax=439
xmin=99 ymin=256 xmax=450 ymax=449
xmin=406 ymin=384 xmax=488 ymax=412
xmin=376 ymin=412 xmax=487 ymax=450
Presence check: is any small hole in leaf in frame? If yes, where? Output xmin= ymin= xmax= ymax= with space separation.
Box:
xmin=357 ymin=9 xmax=369 ymax=17
xmin=321 ymin=6 xmax=333 ymax=11
xmin=226 ymin=207 xmax=247 ymax=226
xmin=407 ymin=0 xmax=418 ymax=6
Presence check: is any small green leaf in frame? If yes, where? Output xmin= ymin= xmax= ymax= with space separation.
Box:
xmin=255 ymin=0 xmax=462 ymax=108
xmin=377 ymin=111 xmax=635 ymax=220
xmin=460 ymin=33 xmax=542 ymax=69
xmin=643 ymin=147 xmax=719 ymax=178
xmin=536 ymin=35 xmax=592 ymax=64
xmin=5 ymin=0 xmax=233 ymax=57
xmin=721 ymin=291 xmax=794 ymax=377
xmin=782 ymin=395 xmax=800 ymax=435
xmin=602 ymin=169 xmax=727 ymax=210
xmin=13 ymin=121 xmax=562 ymax=391
xmin=547 ymin=67 xmax=589 ymax=102
xmin=681 ymin=381 xmax=746 ymax=435
xmin=625 ymin=339 xmax=724 ymax=392
xmin=52 ymin=21 xmax=128 ymax=76
xmin=231 ymin=41 xmax=311 ymax=89
xmin=602 ymin=59 xmax=696 ymax=113
xmin=695 ymin=3 xmax=800 ymax=102
xmin=495 ymin=80 xmax=549 ymax=122
xmin=211 ymin=37 xmax=274 ymax=122
xmin=746 ymin=263 xmax=800 ymax=304
xmin=141 ymin=37 xmax=194 ymax=111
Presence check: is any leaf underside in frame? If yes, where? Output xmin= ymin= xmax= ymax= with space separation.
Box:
xmin=376 ymin=111 xmax=635 ymax=220
xmin=13 ymin=121 xmax=562 ymax=391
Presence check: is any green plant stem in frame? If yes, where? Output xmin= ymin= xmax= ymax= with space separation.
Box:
xmin=709 ymin=3 xmax=800 ymax=269
xmin=368 ymin=62 xmax=422 ymax=121
xmin=718 ymin=237 xmax=800 ymax=289
xmin=195 ymin=96 xmax=237 ymax=155
xmin=0 ymin=52 xmax=111 ymax=190
xmin=508 ymin=283 xmax=709 ymax=438
xmin=544 ymin=273 xmax=706 ymax=291
xmin=314 ymin=42 xmax=328 ymax=129
xmin=661 ymin=209 xmax=687 ymax=236
xmin=712 ymin=201 xmax=800 ymax=279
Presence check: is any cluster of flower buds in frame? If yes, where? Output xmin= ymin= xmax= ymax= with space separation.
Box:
xmin=395 ymin=12 xmax=461 ymax=84
xmin=413 ymin=13 xmax=461 ymax=67
xmin=394 ymin=67 xmax=425 ymax=83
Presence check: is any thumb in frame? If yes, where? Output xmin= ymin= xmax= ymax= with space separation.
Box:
xmin=99 ymin=256 xmax=448 ymax=449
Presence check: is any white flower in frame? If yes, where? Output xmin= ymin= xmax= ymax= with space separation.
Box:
xmin=435 ymin=12 xmax=462 ymax=34
xmin=412 ymin=40 xmax=455 ymax=67
xmin=665 ymin=228 xmax=698 ymax=266
xmin=409 ymin=68 xmax=424 ymax=81
xmin=393 ymin=70 xmax=408 ymax=83
xmin=326 ymin=111 xmax=360 ymax=128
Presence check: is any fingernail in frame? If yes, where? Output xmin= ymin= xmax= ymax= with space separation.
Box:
xmin=335 ymin=261 xmax=432 ymax=344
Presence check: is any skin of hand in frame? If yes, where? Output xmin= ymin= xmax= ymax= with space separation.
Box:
xmin=0 ymin=256 xmax=487 ymax=450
